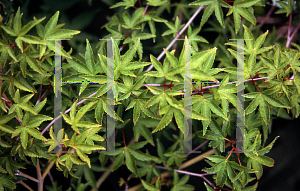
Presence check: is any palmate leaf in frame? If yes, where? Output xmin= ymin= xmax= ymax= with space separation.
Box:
xmin=171 ymin=171 xmax=194 ymax=191
xmin=260 ymin=49 xmax=287 ymax=80
xmin=190 ymin=0 xmax=230 ymax=28
xmin=191 ymin=47 xmax=219 ymax=82
xmin=1 ymin=7 xmax=46 ymax=53
xmin=204 ymin=156 xmax=257 ymax=188
xmin=164 ymin=152 xmax=187 ymax=167
xmin=275 ymin=0 xmax=295 ymax=16
xmin=162 ymin=16 xmax=184 ymax=37
xmin=193 ymin=95 xmax=228 ymax=135
xmin=144 ymin=54 xmax=183 ymax=82
xmin=144 ymin=87 xmax=208 ymax=133
xmin=110 ymin=0 xmax=137 ymax=9
xmin=113 ymin=39 xmax=141 ymax=80
xmin=225 ymin=0 xmax=262 ymax=34
xmin=245 ymin=92 xmax=289 ymax=125
xmin=34 ymin=11 xmax=80 ymax=59
xmin=7 ymin=89 xmax=37 ymax=120
xmin=62 ymin=100 xmax=100 ymax=132
xmin=141 ymin=179 xmax=160 ymax=191
xmin=12 ymin=126 xmax=47 ymax=149
xmin=225 ymin=25 xmax=274 ymax=79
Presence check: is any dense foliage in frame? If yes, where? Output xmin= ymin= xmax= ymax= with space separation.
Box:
xmin=0 ymin=0 xmax=300 ymax=190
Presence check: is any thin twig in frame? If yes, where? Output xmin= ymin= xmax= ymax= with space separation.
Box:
xmin=16 ymin=181 xmax=34 ymax=191
xmin=5 ymin=68 xmax=11 ymax=75
xmin=187 ymin=140 xmax=209 ymax=156
xmin=36 ymin=159 xmax=43 ymax=191
xmin=15 ymin=170 xmax=39 ymax=183
xmin=286 ymin=22 xmax=300 ymax=48
xmin=175 ymin=170 xmax=215 ymax=188
xmin=145 ymin=6 xmax=204 ymax=72
xmin=258 ymin=5 xmax=275 ymax=29
xmin=286 ymin=8 xmax=293 ymax=48
xmin=40 ymin=160 xmax=54 ymax=186
xmin=36 ymin=89 xmax=48 ymax=105
xmin=42 ymin=161 xmax=55 ymax=179
xmin=143 ymin=4 xmax=149 ymax=15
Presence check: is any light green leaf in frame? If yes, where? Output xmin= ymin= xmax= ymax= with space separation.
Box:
xmin=141 ymin=179 xmax=159 ymax=191
xmin=75 ymin=101 xmax=97 ymax=123
xmin=44 ymin=11 xmax=59 ymax=37
xmin=26 ymin=128 xmax=47 ymax=141
xmin=85 ymin=39 xmax=95 ymax=73
xmin=20 ymin=17 xmax=46 ymax=36
xmin=125 ymin=151 xmax=138 ymax=175
xmin=152 ymin=109 xmax=173 ymax=133
xmin=112 ymin=153 xmax=125 ymax=171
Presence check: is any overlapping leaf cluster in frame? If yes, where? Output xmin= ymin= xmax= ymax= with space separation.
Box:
xmin=0 ymin=1 xmax=300 ymax=191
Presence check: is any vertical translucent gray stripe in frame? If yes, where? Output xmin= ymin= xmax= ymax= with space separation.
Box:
xmin=54 ymin=40 xmax=63 ymax=153
xmin=236 ymin=39 xmax=245 ymax=152
xmin=106 ymin=38 xmax=115 ymax=152
xmin=184 ymin=39 xmax=192 ymax=153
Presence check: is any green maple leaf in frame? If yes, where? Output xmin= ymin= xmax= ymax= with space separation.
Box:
xmin=137 ymin=160 xmax=161 ymax=183
xmin=144 ymin=87 xmax=208 ymax=133
xmin=0 ymin=34 xmax=18 ymax=66
xmin=16 ymin=44 xmax=47 ymax=77
xmin=204 ymin=155 xmax=256 ymax=188
xmin=214 ymin=74 xmax=238 ymax=108
xmin=190 ymin=0 xmax=230 ymax=28
xmin=110 ymin=0 xmax=138 ymax=9
xmin=245 ymin=92 xmax=290 ymax=125
xmin=61 ymin=100 xmax=100 ymax=133
xmin=1 ymin=7 xmax=46 ymax=53
xmin=0 ymin=174 xmax=16 ymax=190
xmin=126 ymin=89 xmax=160 ymax=125
xmin=275 ymin=0 xmax=295 ymax=16
xmin=171 ymin=171 xmax=194 ymax=191
xmin=197 ymin=117 xmax=226 ymax=151
xmin=12 ymin=126 xmax=47 ymax=149
xmin=108 ymin=39 xmax=147 ymax=80
xmin=225 ymin=25 xmax=274 ymax=79
xmin=164 ymin=152 xmax=187 ymax=167
xmin=187 ymin=25 xmax=208 ymax=51
xmin=108 ymin=142 xmax=157 ymax=176
xmin=147 ymin=0 xmax=168 ymax=6
xmin=162 ymin=16 xmax=184 ymax=37
xmin=281 ymin=49 xmax=300 ymax=78
xmin=260 ymin=49 xmax=288 ymax=80
xmin=117 ymin=75 xmax=146 ymax=101
xmin=0 ymin=71 xmax=37 ymax=97
xmin=193 ymin=94 xmax=228 ymax=135
xmin=226 ymin=0 xmax=263 ymax=34
xmin=144 ymin=54 xmax=183 ymax=82
xmin=8 ymin=89 xmax=37 ymax=121
xmin=245 ymin=131 xmax=279 ymax=179
xmin=35 ymin=11 xmax=80 ymax=59
xmin=192 ymin=47 xmax=220 ymax=82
